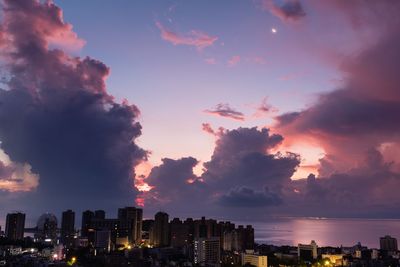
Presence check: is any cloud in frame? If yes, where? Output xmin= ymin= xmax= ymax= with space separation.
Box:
xmin=271 ymin=1 xmax=400 ymax=217
xmin=204 ymin=58 xmax=217 ymax=65
xmin=253 ymin=97 xmax=278 ymax=117
xmin=140 ymin=127 xmax=300 ymax=215
xmin=155 ymin=21 xmax=218 ymax=50
xmin=263 ymin=0 xmax=306 ymax=23
xmin=138 ymin=157 xmax=207 ymax=212
xmin=248 ymin=56 xmax=266 ymax=65
xmin=0 ymin=0 xmax=147 ymax=212
xmin=202 ymin=123 xmax=216 ymax=135
xmin=228 ymin=55 xmax=241 ymax=67
xmin=0 ymin=156 xmax=39 ymax=193
xmin=204 ymin=103 xmax=245 ymax=121
xmin=202 ymin=127 xmax=298 ymax=190
xmin=201 ymin=123 xmax=225 ymax=137
xmin=218 ymin=186 xmax=282 ymax=207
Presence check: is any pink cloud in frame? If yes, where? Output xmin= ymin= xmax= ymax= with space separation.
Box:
xmin=251 ymin=56 xmax=267 ymax=65
xmin=228 ymin=55 xmax=241 ymax=67
xmin=155 ymin=21 xmax=218 ymax=50
xmin=202 ymin=123 xmax=225 ymax=136
xmin=279 ymin=71 xmax=304 ymax=81
xmin=204 ymin=57 xmax=217 ymax=65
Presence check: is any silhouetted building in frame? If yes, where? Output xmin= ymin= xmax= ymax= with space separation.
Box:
xmin=223 ymin=225 xmax=254 ymax=251
xmin=81 ymin=210 xmax=94 ymax=237
xmin=170 ymin=218 xmax=189 ymax=248
xmin=61 ymin=210 xmax=75 ymax=247
xmin=5 ymin=212 xmax=25 ymax=240
xmin=298 ymin=240 xmax=318 ymax=261
xmin=151 ymin=211 xmax=169 ymax=247
xmin=241 ymin=225 xmax=255 ymax=250
xmin=195 ymin=217 xmax=208 ymax=238
xmin=95 ymin=230 xmax=111 ymax=254
xmin=380 ymin=235 xmax=398 ymax=252
xmin=184 ymin=218 xmax=195 ymax=244
xmin=118 ymin=206 xmax=143 ymax=244
xmin=94 ymin=210 xmax=106 ymax=220
xmin=36 ymin=213 xmax=58 ymax=243
xmin=194 ymin=237 xmax=220 ymax=267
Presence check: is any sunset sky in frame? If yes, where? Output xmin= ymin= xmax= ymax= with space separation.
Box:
xmin=1 ymin=0 xmax=400 ymax=225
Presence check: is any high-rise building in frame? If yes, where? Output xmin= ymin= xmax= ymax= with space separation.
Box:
xmin=36 ymin=213 xmax=58 ymax=243
xmin=61 ymin=210 xmax=75 ymax=247
xmin=195 ymin=217 xmax=208 ymax=238
xmin=61 ymin=210 xmax=75 ymax=238
xmin=118 ymin=207 xmax=143 ymax=244
xmin=151 ymin=211 xmax=169 ymax=247
xmin=170 ymin=218 xmax=189 ymax=248
xmin=81 ymin=210 xmax=94 ymax=237
xmin=194 ymin=237 xmax=221 ymax=267
xmin=95 ymin=230 xmax=111 ymax=253
xmin=184 ymin=218 xmax=195 ymax=244
xmin=380 ymin=235 xmax=398 ymax=252
xmin=94 ymin=210 xmax=106 ymax=220
xmin=5 ymin=212 xmax=25 ymax=240
xmin=241 ymin=225 xmax=255 ymax=250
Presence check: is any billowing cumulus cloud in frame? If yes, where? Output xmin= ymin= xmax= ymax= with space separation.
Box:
xmin=204 ymin=103 xmax=245 ymax=121
xmin=0 ymin=0 xmax=147 ymax=213
xmin=272 ymin=1 xmax=400 ymax=217
xmin=141 ymin=127 xmax=300 ymax=216
xmin=156 ymin=21 xmax=217 ymax=50
xmin=263 ymin=0 xmax=306 ymax=23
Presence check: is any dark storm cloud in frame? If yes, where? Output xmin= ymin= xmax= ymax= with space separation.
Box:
xmin=142 ymin=127 xmax=300 ymax=212
xmin=0 ymin=0 xmax=147 ymax=211
xmin=218 ymin=186 xmax=282 ymax=207
xmin=204 ymin=103 xmax=245 ymax=121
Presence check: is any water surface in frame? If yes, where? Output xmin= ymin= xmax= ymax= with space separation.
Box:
xmin=244 ymin=218 xmax=400 ymax=248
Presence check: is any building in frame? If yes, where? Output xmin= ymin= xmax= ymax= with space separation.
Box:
xmin=95 ymin=230 xmax=111 ymax=254
xmin=61 ymin=210 xmax=75 ymax=247
xmin=170 ymin=218 xmax=189 ymax=248
xmin=241 ymin=250 xmax=267 ymax=267
xmin=194 ymin=237 xmax=221 ymax=267
xmin=380 ymin=235 xmax=398 ymax=252
xmin=151 ymin=212 xmax=169 ymax=247
xmin=142 ymin=219 xmax=154 ymax=246
xmin=298 ymin=240 xmax=318 ymax=261
xmin=223 ymin=225 xmax=254 ymax=252
xmin=81 ymin=210 xmax=94 ymax=237
xmin=118 ymin=207 xmax=143 ymax=245
xmin=5 ymin=212 xmax=25 ymax=240
xmin=94 ymin=210 xmax=106 ymax=220
xmin=36 ymin=213 xmax=58 ymax=243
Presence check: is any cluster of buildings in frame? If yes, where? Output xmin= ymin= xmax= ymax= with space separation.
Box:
xmin=274 ymin=237 xmax=400 ymax=266
xmin=0 ymin=208 xmax=261 ymax=267
xmin=1 ymin=209 xmax=400 ymax=267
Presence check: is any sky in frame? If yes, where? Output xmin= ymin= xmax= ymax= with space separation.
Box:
xmin=1 ymin=0 xmax=400 ymax=226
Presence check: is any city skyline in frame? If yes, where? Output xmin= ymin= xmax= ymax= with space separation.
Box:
xmin=1 ymin=0 xmax=400 ymax=225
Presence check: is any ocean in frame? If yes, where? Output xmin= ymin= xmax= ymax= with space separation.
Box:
xmin=243 ymin=218 xmax=400 ymax=248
